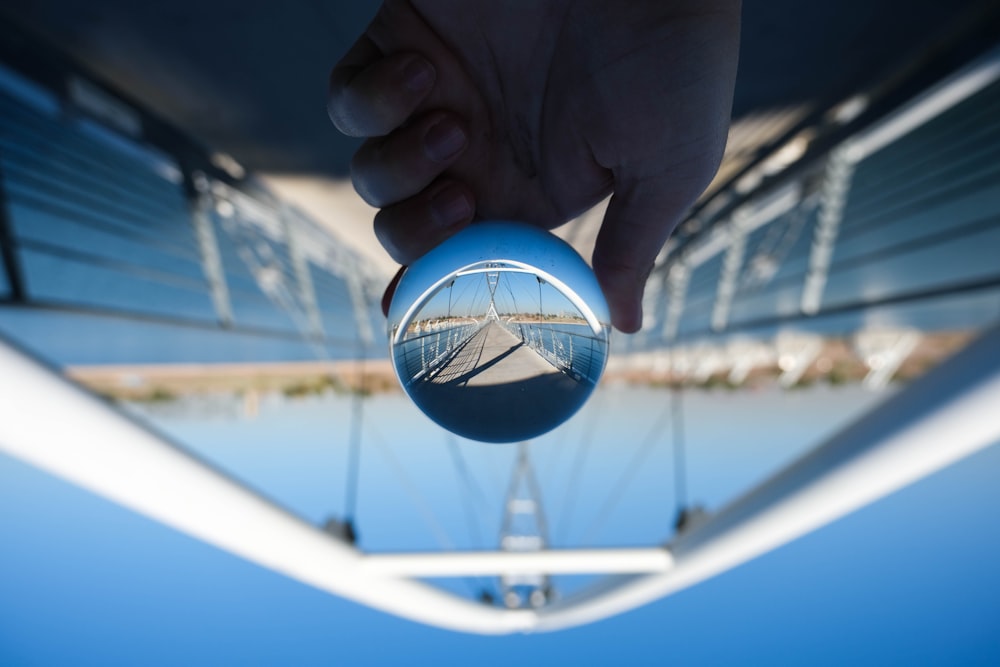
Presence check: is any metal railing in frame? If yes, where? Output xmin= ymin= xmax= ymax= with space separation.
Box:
xmin=0 ymin=52 xmax=381 ymax=362
xmin=395 ymin=320 xmax=484 ymax=385
xmin=504 ymin=321 xmax=606 ymax=385
xmin=640 ymin=47 xmax=1000 ymax=352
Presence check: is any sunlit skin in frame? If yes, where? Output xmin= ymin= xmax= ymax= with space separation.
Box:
xmin=329 ymin=0 xmax=741 ymax=332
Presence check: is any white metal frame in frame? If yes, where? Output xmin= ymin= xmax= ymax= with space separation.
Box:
xmin=2 ymin=323 xmax=999 ymax=634
xmin=393 ymin=259 xmax=606 ymax=344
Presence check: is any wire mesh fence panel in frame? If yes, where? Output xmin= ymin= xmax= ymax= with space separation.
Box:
xmin=0 ymin=61 xmax=381 ymax=363
xmin=662 ymin=74 xmax=1000 ymax=343
xmin=0 ymin=89 xmax=221 ymax=323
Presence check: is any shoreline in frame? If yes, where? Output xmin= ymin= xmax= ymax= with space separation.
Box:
xmin=66 ymin=330 xmax=976 ymax=401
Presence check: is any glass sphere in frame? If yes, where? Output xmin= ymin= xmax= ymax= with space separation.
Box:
xmin=387 ymin=221 xmax=611 ymax=443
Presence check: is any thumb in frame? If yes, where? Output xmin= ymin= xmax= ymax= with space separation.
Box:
xmin=591 ymin=176 xmax=693 ymax=333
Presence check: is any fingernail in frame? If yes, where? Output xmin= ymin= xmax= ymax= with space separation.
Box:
xmin=402 ymin=57 xmax=434 ymax=93
xmin=431 ymin=186 xmax=473 ymax=228
xmin=424 ymin=120 xmax=467 ymax=162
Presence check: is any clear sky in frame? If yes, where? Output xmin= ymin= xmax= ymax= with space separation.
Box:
xmin=418 ymin=270 xmax=580 ymax=321
xmin=2 ymin=383 xmax=999 ymax=666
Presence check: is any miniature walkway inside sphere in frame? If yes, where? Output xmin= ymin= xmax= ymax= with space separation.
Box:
xmin=410 ymin=322 xmax=589 ymax=442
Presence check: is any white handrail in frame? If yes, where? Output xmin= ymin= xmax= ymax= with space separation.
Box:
xmin=2 ymin=324 xmax=998 ymax=634
xmin=532 ymin=323 xmax=1000 ymax=632
xmin=362 ymin=548 xmax=673 ymax=577
xmin=0 ymin=335 xmax=531 ymax=635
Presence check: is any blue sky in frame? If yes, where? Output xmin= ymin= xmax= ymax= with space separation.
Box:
xmin=2 ymin=383 xmax=998 ymax=666
xmin=418 ymin=270 xmax=577 ymax=321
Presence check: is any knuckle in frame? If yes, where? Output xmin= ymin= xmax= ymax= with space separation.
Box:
xmin=350 ymin=165 xmax=387 ymax=209
xmin=373 ymin=212 xmax=417 ymax=265
xmin=326 ymin=77 xmax=366 ymax=137
xmin=351 ymin=173 xmax=387 ymax=209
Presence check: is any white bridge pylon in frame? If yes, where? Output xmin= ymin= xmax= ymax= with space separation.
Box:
xmin=2 ymin=325 xmax=1000 ymax=634
xmin=485 ymin=266 xmax=501 ymax=322
xmin=498 ymin=443 xmax=552 ymax=609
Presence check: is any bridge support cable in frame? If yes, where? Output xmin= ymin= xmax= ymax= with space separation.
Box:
xmin=501 ymin=271 xmax=521 ymax=315
xmin=466 ymin=273 xmax=487 ymax=319
xmin=554 ymin=398 xmax=603 ymax=545
xmin=537 ymin=276 xmax=544 ymax=319
xmin=446 ymin=435 xmax=492 ymax=534
xmin=342 ymin=342 xmax=365 ymax=542
xmin=579 ymin=396 xmax=674 ymax=545
xmin=474 ymin=439 xmax=506 ymax=500
xmin=539 ymin=409 xmax=576 ymax=484
xmin=671 ymin=387 xmax=707 ymax=533
xmin=446 ymin=434 xmax=497 ymax=596
xmin=672 ymin=387 xmax=688 ymax=514
xmin=367 ymin=423 xmax=456 ymax=551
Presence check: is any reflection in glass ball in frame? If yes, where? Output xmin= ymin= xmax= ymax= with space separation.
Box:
xmin=387 ymin=222 xmax=611 ymax=443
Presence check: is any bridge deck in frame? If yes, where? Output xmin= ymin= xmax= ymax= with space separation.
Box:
xmin=411 ymin=321 xmax=589 ymax=442
xmin=428 ymin=322 xmax=558 ymax=387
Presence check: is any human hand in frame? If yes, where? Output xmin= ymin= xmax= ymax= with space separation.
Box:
xmin=328 ymin=0 xmax=740 ymax=332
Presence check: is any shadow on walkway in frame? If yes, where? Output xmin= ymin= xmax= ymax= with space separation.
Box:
xmin=411 ymin=322 xmax=593 ymax=442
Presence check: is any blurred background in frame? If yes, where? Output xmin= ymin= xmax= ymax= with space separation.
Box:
xmin=1 ymin=1 xmax=1000 ymax=665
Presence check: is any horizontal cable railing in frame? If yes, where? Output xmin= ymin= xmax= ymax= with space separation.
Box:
xmin=0 ymin=54 xmax=386 ymax=360
xmin=644 ymin=50 xmax=1000 ymax=350
xmin=504 ymin=321 xmax=607 ymax=385
xmin=395 ymin=320 xmax=484 ymax=386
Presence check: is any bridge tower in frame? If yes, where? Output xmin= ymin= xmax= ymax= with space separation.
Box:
xmin=497 ymin=443 xmax=553 ymax=608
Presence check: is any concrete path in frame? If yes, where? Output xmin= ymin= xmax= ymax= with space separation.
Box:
xmin=428 ymin=322 xmax=557 ymax=387
xmin=411 ymin=321 xmax=591 ymax=442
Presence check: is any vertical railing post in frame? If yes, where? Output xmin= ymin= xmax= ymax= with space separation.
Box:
xmin=347 ymin=267 xmax=375 ymax=349
xmin=711 ymin=211 xmax=749 ymax=332
xmin=0 ymin=153 xmax=27 ymax=302
xmin=801 ymin=146 xmax=855 ymax=315
xmin=281 ymin=207 xmax=325 ymax=340
xmin=662 ymin=262 xmax=690 ymax=342
xmin=185 ymin=170 xmax=234 ymax=327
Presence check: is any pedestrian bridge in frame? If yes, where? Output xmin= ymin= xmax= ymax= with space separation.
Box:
xmin=395 ymin=320 xmax=606 ymax=442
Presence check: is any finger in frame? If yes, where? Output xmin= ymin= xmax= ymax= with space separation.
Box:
xmin=351 ymin=111 xmax=468 ymax=207
xmin=382 ymin=265 xmax=407 ymax=316
xmin=328 ymin=37 xmax=435 ymax=138
xmin=592 ymin=177 xmax=692 ymax=333
xmin=374 ymin=179 xmax=475 ymax=265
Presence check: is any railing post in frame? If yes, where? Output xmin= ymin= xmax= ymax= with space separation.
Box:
xmin=281 ymin=207 xmax=325 ymax=340
xmin=662 ymin=262 xmax=690 ymax=342
xmin=801 ymin=146 xmax=855 ymax=315
xmin=347 ymin=270 xmax=375 ymax=349
xmin=711 ymin=211 xmax=749 ymax=332
xmin=0 ymin=152 xmax=27 ymax=302
xmin=185 ymin=170 xmax=234 ymax=327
